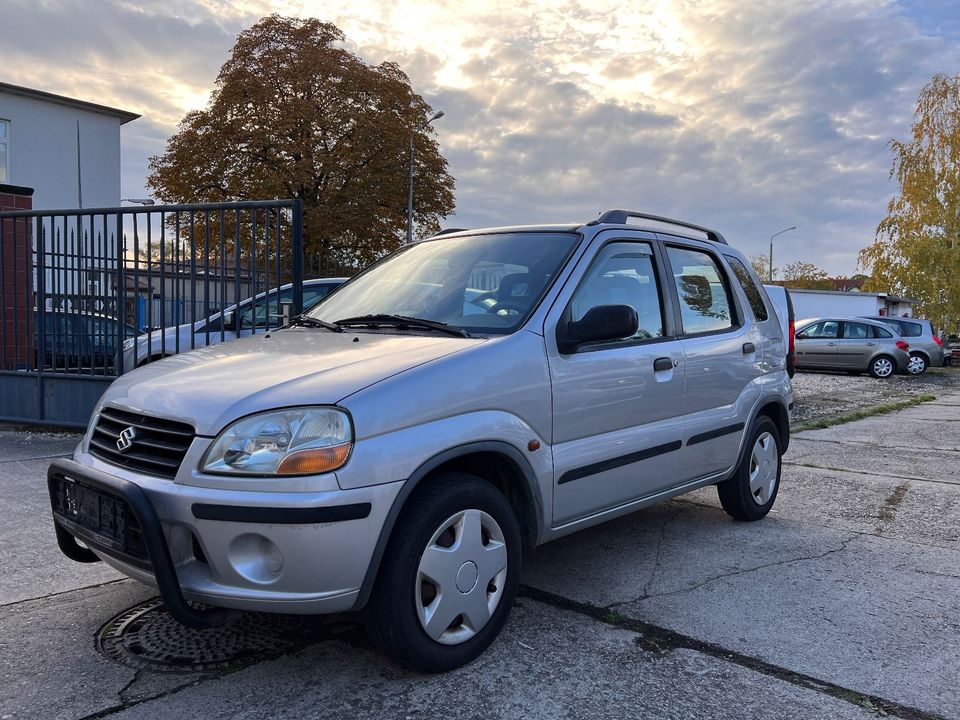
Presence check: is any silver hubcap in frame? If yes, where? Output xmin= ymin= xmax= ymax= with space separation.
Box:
xmin=749 ymin=432 xmax=778 ymax=506
xmin=874 ymin=358 xmax=893 ymax=377
xmin=907 ymin=355 xmax=926 ymax=374
xmin=415 ymin=509 xmax=508 ymax=645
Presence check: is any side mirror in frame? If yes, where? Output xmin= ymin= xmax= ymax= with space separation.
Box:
xmin=223 ymin=310 xmax=236 ymax=331
xmin=558 ymin=304 xmax=639 ymax=353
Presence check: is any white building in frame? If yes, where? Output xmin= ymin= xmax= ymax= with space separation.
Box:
xmin=788 ymin=288 xmax=915 ymax=322
xmin=0 ymin=81 xmax=138 ymax=210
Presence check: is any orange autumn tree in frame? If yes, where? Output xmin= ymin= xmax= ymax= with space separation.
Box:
xmin=148 ymin=15 xmax=455 ymax=275
xmin=860 ymin=72 xmax=960 ymax=329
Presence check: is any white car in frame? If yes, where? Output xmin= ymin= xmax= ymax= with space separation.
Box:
xmin=122 ymin=278 xmax=346 ymax=371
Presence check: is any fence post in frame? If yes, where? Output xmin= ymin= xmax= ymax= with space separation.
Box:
xmin=291 ymin=199 xmax=304 ymax=315
xmin=115 ymin=212 xmax=125 ymax=375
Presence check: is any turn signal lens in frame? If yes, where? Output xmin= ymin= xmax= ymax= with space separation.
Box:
xmin=276 ymin=442 xmax=351 ymax=475
xmin=895 ymin=340 xmax=909 ymax=351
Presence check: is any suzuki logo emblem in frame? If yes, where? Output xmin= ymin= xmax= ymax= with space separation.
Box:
xmin=117 ymin=426 xmax=137 ymax=452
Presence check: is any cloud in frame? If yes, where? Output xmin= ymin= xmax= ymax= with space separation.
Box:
xmin=2 ymin=0 xmax=958 ymax=274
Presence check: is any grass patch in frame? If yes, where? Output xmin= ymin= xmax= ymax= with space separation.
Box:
xmin=793 ymin=394 xmax=936 ymax=432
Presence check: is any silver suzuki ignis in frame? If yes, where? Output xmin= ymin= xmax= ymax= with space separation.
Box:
xmin=49 ymin=209 xmax=792 ymax=672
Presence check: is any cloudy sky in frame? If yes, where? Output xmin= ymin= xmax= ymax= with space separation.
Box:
xmin=5 ymin=0 xmax=960 ymax=274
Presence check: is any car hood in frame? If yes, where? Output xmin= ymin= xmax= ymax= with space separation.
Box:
xmin=103 ymin=329 xmax=485 ymax=436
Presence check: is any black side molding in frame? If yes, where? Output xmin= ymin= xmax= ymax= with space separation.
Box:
xmin=191 ymin=502 xmax=371 ymax=524
xmin=687 ymin=422 xmax=745 ymax=447
xmin=558 ymin=440 xmax=682 ymax=485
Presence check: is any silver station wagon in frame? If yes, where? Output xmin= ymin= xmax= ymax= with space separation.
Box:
xmin=49 ymin=210 xmax=792 ymax=672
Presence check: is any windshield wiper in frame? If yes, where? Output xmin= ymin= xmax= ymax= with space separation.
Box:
xmin=287 ymin=315 xmax=344 ymax=332
xmin=333 ymin=314 xmax=473 ymax=338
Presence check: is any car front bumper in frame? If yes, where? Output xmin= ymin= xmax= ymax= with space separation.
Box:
xmin=48 ymin=458 xmax=403 ymax=625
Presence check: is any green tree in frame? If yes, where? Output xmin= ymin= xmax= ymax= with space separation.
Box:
xmin=780 ymin=261 xmax=833 ymax=290
xmin=859 ymin=72 xmax=960 ymax=329
xmin=148 ymin=15 xmax=455 ymax=275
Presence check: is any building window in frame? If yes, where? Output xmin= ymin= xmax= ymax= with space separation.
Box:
xmin=0 ymin=119 xmax=8 ymax=183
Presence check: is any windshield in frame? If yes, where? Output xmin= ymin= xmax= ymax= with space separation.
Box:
xmin=309 ymin=232 xmax=579 ymax=334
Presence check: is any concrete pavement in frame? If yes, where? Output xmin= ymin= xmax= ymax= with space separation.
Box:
xmin=2 ymin=394 xmax=960 ymax=719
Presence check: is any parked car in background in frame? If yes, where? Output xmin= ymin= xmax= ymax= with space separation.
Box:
xmin=37 ymin=310 xmax=138 ymax=373
xmin=946 ymin=335 xmax=960 ymax=366
xmin=122 ymin=277 xmax=346 ymax=371
xmin=795 ymin=317 xmax=910 ymax=378
xmin=763 ymin=285 xmax=795 ymax=377
xmin=50 ymin=209 xmax=791 ymax=672
xmin=860 ymin=316 xmax=943 ymax=375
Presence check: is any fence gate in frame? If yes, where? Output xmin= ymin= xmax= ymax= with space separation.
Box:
xmin=0 ymin=200 xmax=304 ymax=428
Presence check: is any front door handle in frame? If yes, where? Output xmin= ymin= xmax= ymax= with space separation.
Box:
xmin=653 ymin=357 xmax=673 ymax=372
xmin=826 ymin=342 xmax=838 ymax=346
xmin=742 ymin=342 xmax=756 ymax=354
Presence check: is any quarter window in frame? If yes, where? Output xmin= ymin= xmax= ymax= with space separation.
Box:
xmin=872 ymin=325 xmax=893 ymax=339
xmin=568 ymin=241 xmax=664 ymax=342
xmin=0 ymin=119 xmax=9 ymax=183
xmin=724 ymin=255 xmax=768 ymax=321
xmin=666 ymin=246 xmax=735 ymax=335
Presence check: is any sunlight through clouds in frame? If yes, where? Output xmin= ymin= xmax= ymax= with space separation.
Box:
xmin=2 ymin=0 xmax=957 ymax=273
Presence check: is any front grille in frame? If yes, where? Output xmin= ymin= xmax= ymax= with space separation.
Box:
xmin=89 ymin=406 xmax=195 ymax=479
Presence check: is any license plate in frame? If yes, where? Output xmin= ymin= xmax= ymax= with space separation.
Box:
xmin=52 ymin=475 xmax=134 ymax=554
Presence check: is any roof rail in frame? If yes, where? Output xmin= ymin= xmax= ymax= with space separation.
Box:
xmin=588 ymin=209 xmax=728 ymax=245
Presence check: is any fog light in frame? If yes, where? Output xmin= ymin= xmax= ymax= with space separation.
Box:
xmin=228 ymin=533 xmax=284 ymax=584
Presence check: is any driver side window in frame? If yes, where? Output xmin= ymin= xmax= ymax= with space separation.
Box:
xmin=568 ymin=241 xmax=664 ymax=342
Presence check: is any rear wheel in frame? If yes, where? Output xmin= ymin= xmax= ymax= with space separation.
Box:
xmin=906 ymin=353 xmax=928 ymax=375
xmin=366 ymin=473 xmax=521 ymax=672
xmin=717 ymin=416 xmax=782 ymax=521
xmin=869 ymin=355 xmax=896 ymax=379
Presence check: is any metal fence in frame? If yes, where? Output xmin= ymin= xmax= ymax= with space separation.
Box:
xmin=0 ymin=200 xmax=307 ymax=427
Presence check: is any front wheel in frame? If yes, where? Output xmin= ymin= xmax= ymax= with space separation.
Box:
xmin=717 ymin=416 xmax=782 ymax=521
xmin=366 ymin=473 xmax=522 ymax=672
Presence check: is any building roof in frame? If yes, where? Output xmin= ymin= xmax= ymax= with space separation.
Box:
xmin=786 ymin=287 xmax=915 ymax=304
xmin=0 ymin=82 xmax=140 ymax=124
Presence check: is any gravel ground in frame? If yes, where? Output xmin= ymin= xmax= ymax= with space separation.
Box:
xmin=790 ymin=365 xmax=960 ymax=425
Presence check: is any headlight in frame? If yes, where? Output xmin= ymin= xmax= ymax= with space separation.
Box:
xmin=202 ymin=407 xmax=352 ymax=476
xmin=123 ymin=338 xmax=136 ymax=352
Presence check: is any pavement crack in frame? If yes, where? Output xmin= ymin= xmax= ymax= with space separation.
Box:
xmin=0 ymin=452 xmax=71 ymax=465
xmin=635 ymin=534 xmax=861 ymax=602
xmin=0 ymin=578 xmax=130 ymax=610
xmin=117 ymin=669 xmax=143 ymax=703
xmin=640 ymin=505 xmax=682 ymax=600
xmin=519 ymin=584 xmax=950 ymax=720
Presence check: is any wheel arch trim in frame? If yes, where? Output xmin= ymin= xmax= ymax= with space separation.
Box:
xmin=352 ymin=440 xmax=543 ymax=611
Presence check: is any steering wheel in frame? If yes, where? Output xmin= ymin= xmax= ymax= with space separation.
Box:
xmin=489 ymin=300 xmax=527 ymax=316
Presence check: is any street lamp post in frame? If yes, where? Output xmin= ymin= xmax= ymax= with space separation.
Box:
xmin=407 ymin=110 xmax=445 ymax=244
xmin=768 ymin=226 xmax=797 ymax=281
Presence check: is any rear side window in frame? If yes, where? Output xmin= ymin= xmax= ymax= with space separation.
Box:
xmin=666 ymin=246 xmax=735 ymax=335
xmin=872 ymin=325 xmax=893 ymax=339
xmin=843 ymin=322 xmax=870 ymax=339
xmin=901 ymin=321 xmax=922 ymax=337
xmin=724 ymin=255 xmax=768 ymax=321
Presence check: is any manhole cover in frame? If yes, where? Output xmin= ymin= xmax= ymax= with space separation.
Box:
xmin=96 ymin=598 xmax=322 ymax=672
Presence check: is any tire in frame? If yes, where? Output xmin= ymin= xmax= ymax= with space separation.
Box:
xmin=906 ymin=353 xmax=928 ymax=375
xmin=869 ymin=355 xmax=896 ymax=379
xmin=366 ymin=472 xmax=522 ymax=672
xmin=717 ymin=416 xmax=782 ymax=521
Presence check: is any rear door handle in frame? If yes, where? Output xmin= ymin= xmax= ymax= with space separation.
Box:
xmin=653 ymin=357 xmax=673 ymax=372
xmin=826 ymin=342 xmax=837 ymax=346
xmin=742 ymin=342 xmax=756 ymax=354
